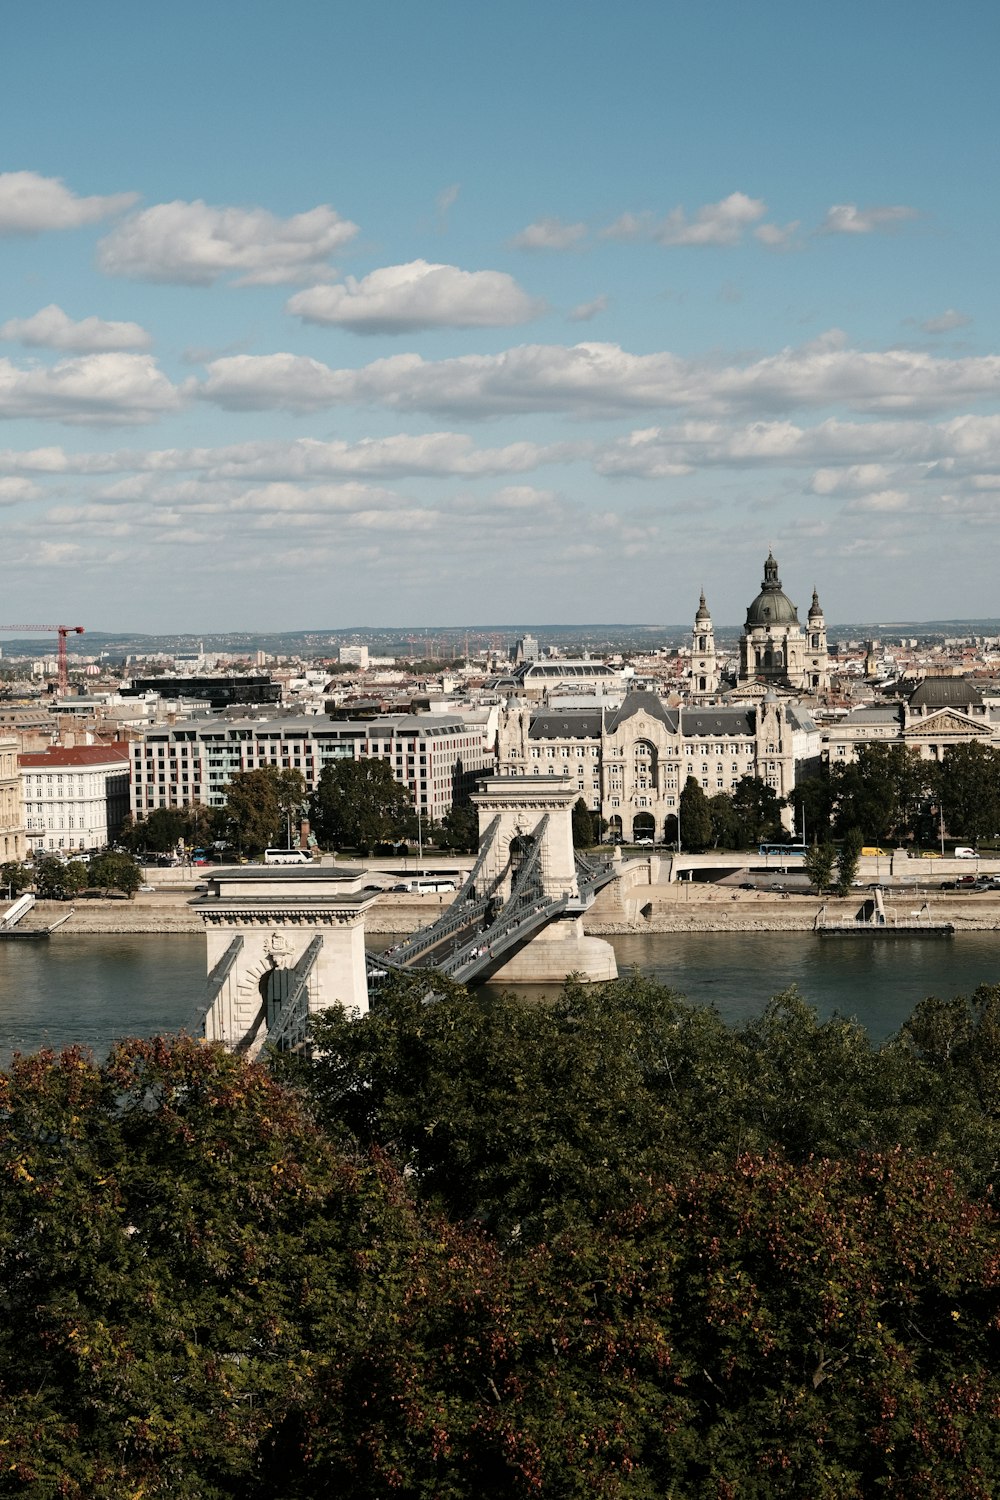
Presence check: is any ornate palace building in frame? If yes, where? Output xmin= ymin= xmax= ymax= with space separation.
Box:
xmin=497 ymin=691 xmax=818 ymax=843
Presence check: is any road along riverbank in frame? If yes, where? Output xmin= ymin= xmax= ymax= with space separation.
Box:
xmin=18 ymin=884 xmax=1000 ymax=938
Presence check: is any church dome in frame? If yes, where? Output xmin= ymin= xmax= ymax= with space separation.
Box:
xmin=695 ymin=590 xmax=712 ymax=623
xmin=808 ymin=587 xmax=824 ymax=620
xmin=745 ymin=552 xmax=799 ymax=627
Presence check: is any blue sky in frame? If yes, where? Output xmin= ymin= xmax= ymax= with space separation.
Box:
xmin=2 ymin=0 xmax=999 ymax=632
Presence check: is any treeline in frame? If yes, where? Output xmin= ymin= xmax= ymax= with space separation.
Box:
xmin=121 ymin=760 xmax=480 ymax=857
xmin=3 ymin=976 xmax=1000 ymax=1496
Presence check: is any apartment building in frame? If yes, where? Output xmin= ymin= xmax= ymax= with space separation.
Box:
xmin=1 ymin=737 xmax=26 ymax=863
xmin=20 ymin=744 xmax=130 ymax=855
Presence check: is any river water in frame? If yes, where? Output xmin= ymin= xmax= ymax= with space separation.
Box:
xmin=1 ymin=930 xmax=999 ymax=1062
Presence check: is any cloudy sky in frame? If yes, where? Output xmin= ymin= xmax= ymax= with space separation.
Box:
xmin=3 ymin=0 xmax=998 ymax=631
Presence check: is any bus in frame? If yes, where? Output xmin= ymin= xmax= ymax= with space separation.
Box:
xmin=392 ymin=878 xmax=457 ymax=894
xmin=264 ymin=848 xmax=312 ymax=865
xmin=758 ymin=843 xmax=808 ymax=859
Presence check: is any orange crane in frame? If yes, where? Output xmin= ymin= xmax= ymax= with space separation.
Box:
xmin=0 ymin=624 xmax=85 ymax=695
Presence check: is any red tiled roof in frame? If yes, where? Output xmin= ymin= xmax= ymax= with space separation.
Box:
xmin=18 ymin=745 xmax=131 ymax=769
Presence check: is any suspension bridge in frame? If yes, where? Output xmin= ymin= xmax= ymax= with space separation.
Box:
xmin=193 ymin=777 xmax=630 ymax=1058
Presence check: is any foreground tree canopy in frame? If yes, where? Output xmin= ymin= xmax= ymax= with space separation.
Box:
xmin=3 ymin=979 xmax=1000 ymax=1497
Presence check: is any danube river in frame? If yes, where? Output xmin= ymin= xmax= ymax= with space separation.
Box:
xmin=1 ymin=930 xmax=999 ymax=1062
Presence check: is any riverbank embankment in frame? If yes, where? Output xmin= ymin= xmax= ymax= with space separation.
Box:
xmin=20 ymin=884 xmax=1000 ymax=937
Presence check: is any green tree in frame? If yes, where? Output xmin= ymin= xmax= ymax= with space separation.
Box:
xmin=803 ymin=839 xmax=837 ymax=893
xmin=786 ymin=770 xmax=836 ymax=843
xmin=831 ymin=744 xmax=931 ymax=844
xmin=707 ymin=791 xmax=740 ymax=848
xmin=310 ymin=758 xmax=411 ymax=853
xmin=678 ymin=774 xmax=712 ymax=851
xmin=836 ymin=825 xmax=864 ymax=895
xmin=571 ymin=796 xmax=598 ymax=848
xmin=33 ymin=856 xmax=89 ymax=901
xmin=88 ymin=851 xmax=142 ymax=898
xmin=730 ymin=773 xmax=785 ymax=846
xmin=935 ymin=741 xmax=1000 ymax=846
xmin=224 ymin=766 xmax=305 ymax=854
xmin=438 ymin=801 xmax=479 ymax=852
xmin=0 ymin=861 xmax=33 ymax=897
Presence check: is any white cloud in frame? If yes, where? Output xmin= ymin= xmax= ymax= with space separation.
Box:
xmin=0 ymin=432 xmax=576 ymax=487
xmin=509 ymin=217 xmax=587 ymax=251
xmin=0 ymin=354 xmax=184 ymax=425
xmin=435 ymin=183 xmax=461 ymax=228
xmin=199 ymin=338 xmax=1000 ymax=420
xmin=98 ymin=198 xmax=358 ymax=286
xmin=0 ymin=171 xmax=137 ymax=234
xmin=920 ymin=308 xmax=971 ymax=334
xmin=599 ymin=211 xmax=652 ymax=242
xmin=754 ymin=220 xmax=801 ymax=250
xmin=285 ymin=260 xmax=541 ymax=332
xmin=819 ymin=203 xmax=918 ymax=235
xmin=601 ymin=193 xmax=766 ymax=247
xmin=0 ymin=304 xmax=151 ymax=352
xmin=594 ymin=412 xmax=1000 ymax=480
xmin=568 ymin=295 xmax=608 ymax=322
xmin=654 ymin=192 xmax=766 ymax=246
xmin=0 ymin=476 xmax=43 ymax=505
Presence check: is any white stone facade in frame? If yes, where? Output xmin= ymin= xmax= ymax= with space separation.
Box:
xmin=498 ymin=691 xmax=812 ymax=842
xmin=0 ymin=737 xmax=26 ymax=863
xmin=20 ymin=744 xmax=130 ymax=855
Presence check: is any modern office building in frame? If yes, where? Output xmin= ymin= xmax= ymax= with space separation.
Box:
xmin=129 ymin=712 xmax=496 ymax=824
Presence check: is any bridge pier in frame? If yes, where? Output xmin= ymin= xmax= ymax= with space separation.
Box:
xmin=471 ymin=776 xmax=618 ymax=983
xmin=192 ymin=868 xmax=379 ymax=1056
xmin=489 ymin=912 xmax=618 ymax=984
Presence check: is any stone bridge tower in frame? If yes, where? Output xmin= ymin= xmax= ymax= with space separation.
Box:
xmin=471 ymin=775 xmax=582 ymax=904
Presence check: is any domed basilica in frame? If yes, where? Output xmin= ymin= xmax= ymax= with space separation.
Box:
xmin=692 ymin=553 xmax=829 ymax=698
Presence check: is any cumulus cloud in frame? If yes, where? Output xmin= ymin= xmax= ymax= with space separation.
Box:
xmin=920 ymin=308 xmax=971 ymax=334
xmin=509 ymin=217 xmax=587 ymax=251
xmin=198 ymin=338 xmax=1000 ymax=421
xmin=0 ymin=304 xmax=151 ymax=352
xmin=819 ymin=203 xmax=918 ymax=235
xmin=602 ymin=193 xmax=766 ymax=247
xmin=568 ymin=295 xmax=608 ymax=322
xmin=0 ymin=354 xmax=184 ymax=425
xmin=754 ymin=220 xmax=801 ymax=250
xmin=594 ymin=412 xmax=1000 ymax=481
xmin=0 ymin=476 xmax=43 ymax=505
xmin=285 ymin=260 xmax=541 ymax=332
xmin=98 ymin=198 xmax=359 ymax=285
xmin=0 ymin=171 xmax=137 ymax=234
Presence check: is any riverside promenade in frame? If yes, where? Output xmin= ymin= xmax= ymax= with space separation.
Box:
xmin=20 ymin=878 xmax=1000 ymax=939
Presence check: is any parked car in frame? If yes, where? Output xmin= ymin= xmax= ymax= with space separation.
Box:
xmin=633 ymin=837 xmax=655 ymax=847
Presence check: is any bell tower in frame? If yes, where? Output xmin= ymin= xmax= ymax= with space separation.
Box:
xmin=691 ymin=590 xmax=719 ymax=696
xmin=806 ymin=587 xmax=829 ymax=691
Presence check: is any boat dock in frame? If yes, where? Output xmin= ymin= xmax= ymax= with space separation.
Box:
xmin=814 ymin=890 xmax=954 ymax=937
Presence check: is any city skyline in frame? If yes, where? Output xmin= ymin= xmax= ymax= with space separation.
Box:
xmin=2 ymin=1 xmax=998 ymax=631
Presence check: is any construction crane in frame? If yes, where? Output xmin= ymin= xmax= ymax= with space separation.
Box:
xmin=0 ymin=624 xmax=85 ymax=695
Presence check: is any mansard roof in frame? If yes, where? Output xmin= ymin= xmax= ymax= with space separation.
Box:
xmin=528 ymin=709 xmax=604 ymax=740
xmin=680 ymin=707 xmax=756 ymax=737
xmin=603 ymin=692 xmax=678 ymax=733
xmin=908 ymin=677 xmax=984 ymax=709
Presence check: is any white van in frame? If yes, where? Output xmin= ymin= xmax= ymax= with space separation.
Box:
xmin=954 ymin=847 xmax=977 ymax=859
xmin=264 ymin=848 xmax=312 ymax=865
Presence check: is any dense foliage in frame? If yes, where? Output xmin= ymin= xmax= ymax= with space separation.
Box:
xmin=3 ymin=978 xmax=1000 ymax=1496
xmin=310 ymin=757 xmax=412 ymax=852
xmin=225 ymin=766 xmax=306 ymax=854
